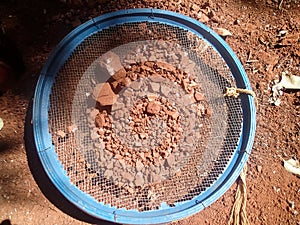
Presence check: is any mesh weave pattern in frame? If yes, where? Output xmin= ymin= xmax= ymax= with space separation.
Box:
xmin=48 ymin=22 xmax=243 ymax=211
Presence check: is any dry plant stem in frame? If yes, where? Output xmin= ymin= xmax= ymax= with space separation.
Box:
xmin=228 ymin=164 xmax=249 ymax=225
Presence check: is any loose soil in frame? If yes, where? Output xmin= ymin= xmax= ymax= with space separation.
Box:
xmin=0 ymin=0 xmax=300 ymax=225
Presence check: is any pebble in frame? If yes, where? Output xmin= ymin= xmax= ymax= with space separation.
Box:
xmin=122 ymin=171 xmax=134 ymax=182
xmin=113 ymin=109 xmax=124 ymax=119
xmin=194 ymin=92 xmax=205 ymax=101
xmin=256 ymin=165 xmax=262 ymax=173
xmin=134 ymin=172 xmax=144 ymax=187
xmin=205 ymin=108 xmax=212 ymax=116
xmin=136 ymin=160 xmax=144 ymax=171
xmin=112 ymin=101 xmax=125 ymax=111
xmin=149 ymin=75 xmax=165 ymax=83
xmin=104 ymin=169 xmax=114 ymax=178
xmin=112 ymin=68 xmax=126 ymax=81
xmin=149 ymin=82 xmax=160 ymax=92
xmin=130 ymin=81 xmax=142 ymax=90
xmin=95 ymin=113 xmax=106 ymax=128
xmin=106 ymin=161 xmax=114 ymax=169
xmin=160 ymin=85 xmax=170 ymax=96
xmin=152 ymin=173 xmax=164 ymax=183
xmin=99 ymin=51 xmax=123 ymax=76
xmin=156 ymin=61 xmax=176 ymax=72
xmin=57 ymin=130 xmax=66 ymax=138
xmin=67 ymin=125 xmax=77 ymax=133
xmin=89 ymin=108 xmax=99 ymax=120
xmin=135 ymin=142 xmax=142 ymax=147
xmin=167 ymin=110 xmax=179 ymax=119
xmin=146 ymin=101 xmax=161 ymax=115
xmin=166 ymin=154 xmax=176 ymax=167
xmin=90 ymin=128 xmax=100 ymax=140
xmin=93 ymin=83 xmax=118 ymax=106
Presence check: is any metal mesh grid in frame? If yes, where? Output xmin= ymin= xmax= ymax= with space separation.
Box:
xmin=48 ymin=22 xmax=243 ymax=211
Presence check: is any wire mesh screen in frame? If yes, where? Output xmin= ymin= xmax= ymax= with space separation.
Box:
xmin=48 ymin=21 xmax=243 ymax=211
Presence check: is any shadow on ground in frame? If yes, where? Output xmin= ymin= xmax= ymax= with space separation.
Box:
xmin=24 ymin=100 xmax=116 ymax=225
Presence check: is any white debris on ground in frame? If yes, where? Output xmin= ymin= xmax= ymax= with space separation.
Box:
xmin=283 ymin=158 xmax=300 ymax=177
xmin=0 ymin=117 xmax=3 ymax=131
xmin=269 ymin=72 xmax=300 ymax=106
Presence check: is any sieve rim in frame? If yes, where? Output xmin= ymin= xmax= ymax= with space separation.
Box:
xmin=32 ymin=8 xmax=256 ymax=225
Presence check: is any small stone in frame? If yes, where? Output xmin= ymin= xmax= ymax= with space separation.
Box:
xmin=197 ymin=12 xmax=210 ymax=23
xmin=112 ymin=68 xmax=126 ymax=81
xmin=91 ymin=128 xmax=100 ymax=140
xmin=167 ymin=110 xmax=179 ymax=119
xmin=127 ymin=187 xmax=134 ymax=194
xmin=104 ymin=169 xmax=113 ymax=178
xmin=149 ymin=82 xmax=160 ymax=92
xmin=160 ymin=85 xmax=170 ymax=96
xmin=134 ymin=172 xmax=144 ymax=187
xmin=152 ymin=173 xmax=164 ymax=183
xmin=130 ymin=81 xmax=142 ymax=90
xmin=93 ymin=83 xmax=118 ymax=106
xmin=114 ymin=154 xmax=122 ymax=160
xmin=122 ymin=171 xmax=134 ymax=182
xmin=256 ymin=165 xmax=262 ymax=173
xmin=191 ymin=3 xmax=200 ymax=12
xmin=139 ymin=152 xmax=146 ymax=161
xmin=185 ymin=136 xmax=194 ymax=145
xmin=106 ymin=161 xmax=114 ymax=169
xmin=67 ymin=125 xmax=78 ymax=133
xmin=99 ymin=51 xmax=123 ymax=76
xmin=110 ymin=69 xmax=128 ymax=93
xmin=146 ymin=101 xmax=161 ymax=115
xmin=194 ymin=92 xmax=205 ymax=101
xmin=135 ymin=142 xmax=142 ymax=147
xmin=98 ymin=128 xmax=105 ymax=136
xmin=205 ymin=108 xmax=212 ymax=116
xmin=147 ymin=94 xmax=158 ymax=102
xmin=122 ymin=88 xmax=134 ymax=98
xmin=144 ymin=61 xmax=155 ymax=67
xmin=113 ymin=109 xmax=124 ymax=119
xmin=156 ymin=62 xmax=176 ymax=72
xmin=150 ymin=75 xmax=165 ymax=83
xmin=166 ymin=154 xmax=175 ymax=167
xmin=182 ymin=94 xmax=193 ymax=106
xmin=136 ymin=160 xmax=144 ymax=171
xmin=112 ymin=102 xmax=125 ymax=111
xmin=89 ymin=108 xmax=99 ymax=119
xmin=57 ymin=130 xmax=66 ymax=138
xmin=95 ymin=113 xmax=106 ymax=128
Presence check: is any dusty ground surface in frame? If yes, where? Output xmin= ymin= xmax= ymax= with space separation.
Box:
xmin=0 ymin=0 xmax=300 ymax=224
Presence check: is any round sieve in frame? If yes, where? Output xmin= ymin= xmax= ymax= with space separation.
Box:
xmin=32 ymin=9 xmax=256 ymax=225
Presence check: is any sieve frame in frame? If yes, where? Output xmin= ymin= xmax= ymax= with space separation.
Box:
xmin=32 ymin=8 xmax=256 ymax=225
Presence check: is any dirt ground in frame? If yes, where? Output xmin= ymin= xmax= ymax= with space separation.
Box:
xmin=0 ymin=0 xmax=300 ymax=224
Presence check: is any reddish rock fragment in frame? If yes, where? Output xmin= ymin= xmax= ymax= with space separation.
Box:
xmin=205 ymin=108 xmax=212 ymax=116
xmin=95 ymin=113 xmax=106 ymax=128
xmin=194 ymin=91 xmax=205 ymax=101
xmin=146 ymin=101 xmax=161 ymax=115
xmin=167 ymin=110 xmax=179 ymax=119
xmin=156 ymin=62 xmax=176 ymax=72
xmin=93 ymin=83 xmax=118 ymax=106
xmin=112 ymin=68 xmax=126 ymax=81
